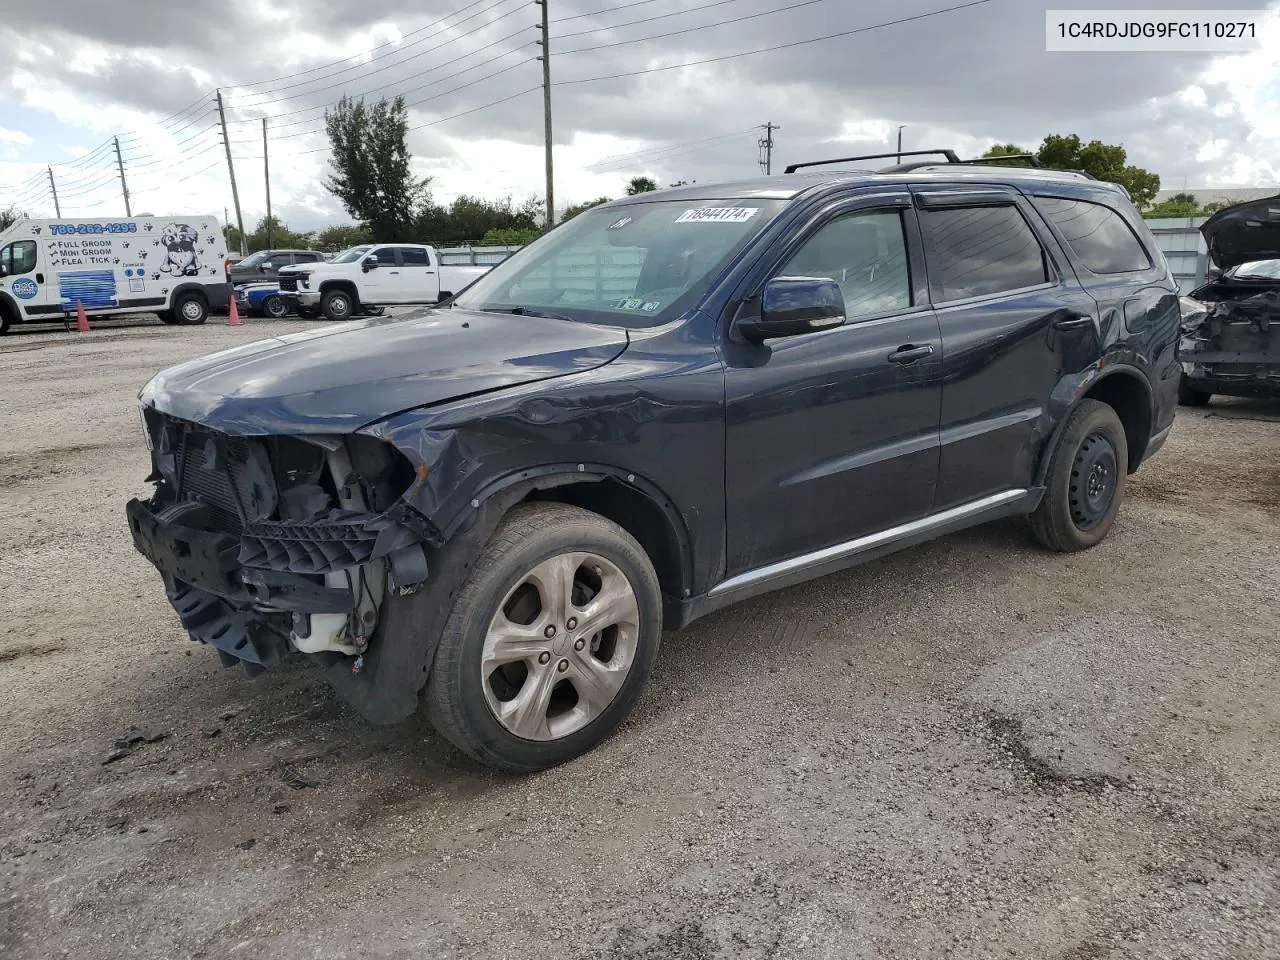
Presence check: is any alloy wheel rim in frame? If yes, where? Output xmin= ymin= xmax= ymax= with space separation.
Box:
xmin=481 ymin=551 xmax=640 ymax=741
xmin=266 ymin=297 xmax=287 ymax=317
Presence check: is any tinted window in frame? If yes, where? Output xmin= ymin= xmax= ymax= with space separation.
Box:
xmin=370 ymin=247 xmax=398 ymax=266
xmin=1033 ymin=197 xmax=1151 ymax=274
xmin=295 ymin=252 xmax=322 ymax=263
xmin=1 ymin=240 xmax=37 ymax=275
xmin=399 ymin=247 xmax=430 ymax=266
xmin=777 ymin=209 xmax=911 ymax=317
xmin=921 ymin=205 xmax=1048 ymax=301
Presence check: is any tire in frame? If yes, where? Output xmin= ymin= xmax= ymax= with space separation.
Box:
xmin=321 ymin=289 xmax=355 ymax=321
xmin=425 ymin=502 xmax=662 ymax=773
xmin=172 ymin=293 xmax=208 ymax=326
xmin=1030 ymin=399 xmax=1129 ymax=553
xmin=1178 ymin=374 xmax=1212 ymax=407
xmin=0 ymin=308 xmax=11 ymax=335
xmin=262 ymin=294 xmax=289 ymax=319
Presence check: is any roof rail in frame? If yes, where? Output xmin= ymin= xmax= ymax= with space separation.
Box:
xmin=962 ymin=154 xmax=1041 ymax=167
xmin=784 ymin=149 xmax=960 ymax=174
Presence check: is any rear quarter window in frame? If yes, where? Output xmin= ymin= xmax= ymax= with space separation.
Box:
xmin=1032 ymin=196 xmax=1152 ymax=274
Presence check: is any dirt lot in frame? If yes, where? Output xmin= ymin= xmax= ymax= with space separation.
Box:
xmin=1 ymin=314 xmax=1278 ymax=959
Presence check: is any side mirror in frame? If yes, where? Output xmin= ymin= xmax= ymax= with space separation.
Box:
xmin=737 ymin=276 xmax=846 ymax=342
xmin=363 ymin=255 xmax=380 ymax=272
xmin=0 ymin=266 xmax=7 ymax=279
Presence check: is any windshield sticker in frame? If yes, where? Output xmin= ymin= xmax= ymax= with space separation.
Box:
xmin=607 ymin=216 xmax=633 ymax=230
xmin=613 ymin=297 xmax=645 ymax=310
xmin=641 ymin=300 xmax=661 ymax=312
xmin=675 ymin=207 xmax=758 ymax=224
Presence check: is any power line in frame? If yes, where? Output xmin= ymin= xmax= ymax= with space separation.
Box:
xmin=556 ymin=0 xmax=993 ymax=84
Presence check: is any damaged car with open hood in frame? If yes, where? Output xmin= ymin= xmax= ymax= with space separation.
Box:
xmin=128 ymin=157 xmax=1180 ymax=772
xmin=1178 ymin=193 xmax=1280 ymax=405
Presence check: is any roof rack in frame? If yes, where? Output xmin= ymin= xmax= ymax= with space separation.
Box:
xmin=783 ymin=149 xmax=1045 ymax=175
xmin=784 ymin=149 xmax=960 ymax=174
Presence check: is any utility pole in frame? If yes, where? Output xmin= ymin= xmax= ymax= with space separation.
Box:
xmin=215 ymin=89 xmax=247 ymax=255
xmin=113 ymin=136 xmax=132 ymax=217
xmin=47 ymin=167 xmax=61 ymax=218
xmin=758 ymin=123 xmax=779 ymax=175
xmin=263 ymin=117 xmax=273 ymax=248
xmin=896 ymin=125 xmax=905 ymax=164
xmin=535 ymin=0 xmax=554 ymax=227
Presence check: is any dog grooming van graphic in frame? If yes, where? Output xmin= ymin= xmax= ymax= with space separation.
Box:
xmin=0 ymin=215 xmax=232 ymax=333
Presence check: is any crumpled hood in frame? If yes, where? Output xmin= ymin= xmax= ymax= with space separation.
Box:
xmin=142 ymin=307 xmax=629 ymax=434
xmin=1200 ymin=193 xmax=1280 ymax=270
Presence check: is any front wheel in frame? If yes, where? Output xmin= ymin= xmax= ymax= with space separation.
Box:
xmin=321 ymin=289 xmax=354 ymax=321
xmin=425 ymin=503 xmax=662 ymax=772
xmin=172 ymin=293 xmax=208 ymax=326
xmin=1178 ymin=375 xmax=1212 ymax=407
xmin=1030 ymin=399 xmax=1129 ymax=552
xmin=262 ymin=294 xmax=289 ymax=319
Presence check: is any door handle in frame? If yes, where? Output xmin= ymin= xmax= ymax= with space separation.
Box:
xmin=1053 ymin=313 xmax=1093 ymax=330
xmin=887 ymin=344 xmax=934 ymax=364
xmin=388 ymin=271 xmax=401 ymax=275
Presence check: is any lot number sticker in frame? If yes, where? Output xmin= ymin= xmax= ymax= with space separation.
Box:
xmin=675 ymin=207 xmax=759 ymax=224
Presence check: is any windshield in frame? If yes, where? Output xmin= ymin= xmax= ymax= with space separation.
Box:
xmin=1229 ymin=259 xmax=1280 ymax=280
xmin=332 ymin=245 xmax=374 ymax=264
xmin=452 ymin=198 xmax=787 ymax=326
xmin=234 ymin=250 xmax=270 ymax=268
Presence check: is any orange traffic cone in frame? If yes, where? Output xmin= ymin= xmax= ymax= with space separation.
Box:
xmin=75 ymin=301 xmax=90 ymax=333
xmin=227 ymin=297 xmax=242 ymax=326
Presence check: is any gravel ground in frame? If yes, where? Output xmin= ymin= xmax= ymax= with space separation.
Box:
xmin=1 ymin=314 xmax=1278 ymax=959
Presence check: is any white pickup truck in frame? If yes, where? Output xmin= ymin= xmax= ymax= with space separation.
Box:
xmin=277 ymin=243 xmax=492 ymax=321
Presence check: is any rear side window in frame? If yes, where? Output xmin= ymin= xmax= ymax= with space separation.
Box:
xmin=1033 ymin=197 xmax=1152 ymax=274
xmin=399 ymin=247 xmax=430 ymax=266
xmin=920 ymin=205 xmax=1048 ymax=301
xmin=296 ymin=252 xmax=321 ymax=263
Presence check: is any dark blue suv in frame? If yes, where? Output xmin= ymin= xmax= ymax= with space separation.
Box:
xmin=128 ymin=151 xmax=1180 ymax=771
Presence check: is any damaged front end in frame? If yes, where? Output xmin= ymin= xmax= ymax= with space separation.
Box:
xmin=126 ymin=408 xmax=434 ymax=677
xmin=1179 ymin=271 xmax=1280 ymax=398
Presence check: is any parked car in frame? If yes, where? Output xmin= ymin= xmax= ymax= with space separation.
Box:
xmin=127 ymin=152 xmax=1179 ymax=771
xmin=228 ymin=249 xmax=326 ymax=286
xmin=1176 ymin=194 xmax=1280 ymax=405
xmin=234 ymin=282 xmax=290 ymax=319
xmin=275 ymin=243 xmax=491 ymax=320
xmin=0 ymin=214 xmax=230 ymax=333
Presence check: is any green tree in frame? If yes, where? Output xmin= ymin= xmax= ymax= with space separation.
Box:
xmin=668 ymin=179 xmax=695 ymax=188
xmin=0 ymin=206 xmax=16 ymax=231
xmin=1168 ymin=192 xmax=1198 ymax=205
xmin=314 ymin=223 xmax=373 ymax=251
xmin=979 ymin=143 xmax=1029 ymax=159
xmin=415 ymin=194 xmax=541 ymax=244
xmin=559 ymin=197 xmax=612 ymax=223
xmin=1035 ymin=134 xmax=1160 ymax=207
xmin=246 ymin=216 xmax=313 ymax=251
xmin=625 ymin=176 xmax=658 ymax=195
xmin=980 ymin=135 xmax=1161 ymax=208
xmin=324 ymin=95 xmax=430 ymax=241
xmin=481 ymin=226 xmax=541 ymax=245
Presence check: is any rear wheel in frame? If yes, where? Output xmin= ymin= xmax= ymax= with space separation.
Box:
xmin=173 ymin=293 xmax=208 ymax=326
xmin=1030 ymin=399 xmax=1129 ymax=552
xmin=262 ymin=294 xmax=289 ymax=319
xmin=321 ymin=289 xmax=354 ymax=321
xmin=1178 ymin=375 xmax=1212 ymax=407
xmin=425 ymin=502 xmax=662 ymax=772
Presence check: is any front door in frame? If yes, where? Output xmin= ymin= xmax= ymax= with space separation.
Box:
xmin=723 ymin=191 xmax=943 ymax=576
xmin=911 ymin=186 xmax=1103 ymax=510
xmin=1 ymin=236 xmax=47 ymax=318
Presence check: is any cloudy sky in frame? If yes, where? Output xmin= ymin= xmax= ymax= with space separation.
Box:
xmin=1 ymin=0 xmax=1278 ymax=233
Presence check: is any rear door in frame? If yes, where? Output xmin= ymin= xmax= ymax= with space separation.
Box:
xmin=396 ymin=246 xmax=441 ymax=302
xmin=912 ymin=185 xmax=1100 ymax=509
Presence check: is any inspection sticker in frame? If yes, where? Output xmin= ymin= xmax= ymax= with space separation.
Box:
xmin=675 ymin=207 xmax=758 ymax=224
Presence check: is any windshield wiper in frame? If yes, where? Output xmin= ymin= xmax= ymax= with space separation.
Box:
xmin=487 ymin=306 xmax=575 ymax=322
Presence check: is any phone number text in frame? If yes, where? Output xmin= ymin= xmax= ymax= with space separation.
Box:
xmin=49 ymin=222 xmax=138 ymax=236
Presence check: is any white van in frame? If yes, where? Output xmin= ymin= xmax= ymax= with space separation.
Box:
xmin=0 ymin=215 xmax=231 ymax=334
